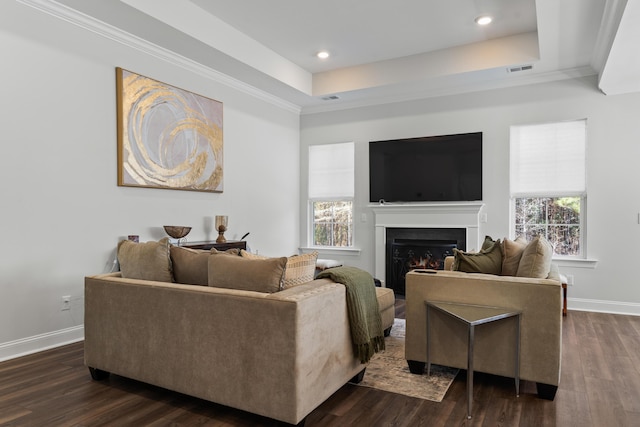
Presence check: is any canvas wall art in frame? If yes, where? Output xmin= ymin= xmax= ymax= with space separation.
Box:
xmin=116 ymin=68 xmax=223 ymax=192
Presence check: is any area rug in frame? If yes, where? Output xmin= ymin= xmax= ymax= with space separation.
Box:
xmin=357 ymin=319 xmax=458 ymax=402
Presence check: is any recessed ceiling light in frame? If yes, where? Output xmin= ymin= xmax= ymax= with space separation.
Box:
xmin=317 ymin=51 xmax=330 ymax=59
xmin=475 ymin=15 xmax=493 ymax=25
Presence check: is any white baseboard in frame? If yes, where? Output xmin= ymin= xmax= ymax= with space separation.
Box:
xmin=568 ymin=298 xmax=640 ymax=316
xmin=0 ymin=325 xmax=84 ymax=362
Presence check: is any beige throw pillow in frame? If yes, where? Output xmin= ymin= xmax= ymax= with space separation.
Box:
xmin=208 ymin=254 xmax=287 ymax=293
xmin=516 ymin=236 xmax=553 ymax=278
xmin=170 ymin=246 xmax=210 ymax=285
xmin=282 ymin=252 xmax=318 ymax=288
xmin=501 ymin=236 xmax=528 ymax=276
xmin=210 ymin=247 xmax=240 ymax=256
xmin=452 ymin=239 xmax=502 ymax=275
xmin=117 ymin=237 xmax=173 ymax=282
xmin=241 ymin=250 xmax=319 ymax=289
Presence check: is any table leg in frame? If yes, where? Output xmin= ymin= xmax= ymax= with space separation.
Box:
xmin=515 ymin=314 xmax=521 ymax=397
xmin=467 ymin=324 xmax=474 ymax=420
xmin=426 ymin=305 xmax=431 ymax=376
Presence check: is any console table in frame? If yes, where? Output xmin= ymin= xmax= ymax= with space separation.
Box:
xmin=183 ymin=240 xmax=247 ymax=252
xmin=425 ymin=301 xmax=521 ymax=419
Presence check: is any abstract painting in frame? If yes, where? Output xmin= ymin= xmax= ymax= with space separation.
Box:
xmin=116 ymin=68 xmax=223 ymax=192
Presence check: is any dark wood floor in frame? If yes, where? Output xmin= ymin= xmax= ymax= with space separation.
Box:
xmin=1 ymin=299 xmax=639 ymax=426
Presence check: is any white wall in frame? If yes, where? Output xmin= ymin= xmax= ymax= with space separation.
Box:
xmin=0 ymin=2 xmax=301 ymax=360
xmin=301 ymin=75 xmax=640 ymax=315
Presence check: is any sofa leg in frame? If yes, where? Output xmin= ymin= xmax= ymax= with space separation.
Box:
xmin=536 ymin=383 xmax=558 ymax=400
xmin=407 ymin=360 xmax=425 ymax=374
xmin=384 ymin=326 xmax=392 ymax=337
xmin=283 ymin=418 xmax=306 ymax=427
xmin=349 ymin=368 xmax=366 ymax=384
xmin=88 ymin=367 xmax=110 ymax=381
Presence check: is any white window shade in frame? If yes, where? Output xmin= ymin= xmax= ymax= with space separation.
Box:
xmin=309 ymin=142 xmax=354 ymax=199
xmin=510 ymin=120 xmax=586 ymax=197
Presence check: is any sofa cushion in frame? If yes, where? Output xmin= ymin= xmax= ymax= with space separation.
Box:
xmin=501 ymin=236 xmax=529 ymax=276
xmin=516 ymin=235 xmax=553 ymax=278
xmin=241 ymin=250 xmax=319 ymax=289
xmin=452 ymin=239 xmax=502 ymax=275
xmin=117 ymin=238 xmax=173 ymax=282
xmin=170 ymin=246 xmax=209 ymax=285
xmin=208 ymin=254 xmax=287 ymax=293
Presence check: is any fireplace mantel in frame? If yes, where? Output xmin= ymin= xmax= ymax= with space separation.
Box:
xmin=371 ymin=202 xmax=484 ymax=286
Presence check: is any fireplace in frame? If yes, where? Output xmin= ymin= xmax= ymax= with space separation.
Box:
xmin=372 ymin=202 xmax=484 ymax=291
xmin=385 ymin=228 xmax=466 ymax=294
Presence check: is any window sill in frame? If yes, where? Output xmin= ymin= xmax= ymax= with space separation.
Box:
xmin=299 ymin=246 xmax=362 ymax=256
xmin=553 ymin=258 xmax=598 ymax=269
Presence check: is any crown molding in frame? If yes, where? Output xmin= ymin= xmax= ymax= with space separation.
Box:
xmin=16 ymin=0 xmax=302 ymax=114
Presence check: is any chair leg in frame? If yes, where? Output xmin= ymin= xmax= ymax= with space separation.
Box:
xmin=536 ymin=382 xmax=558 ymax=400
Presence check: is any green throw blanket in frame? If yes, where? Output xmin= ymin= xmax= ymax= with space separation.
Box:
xmin=317 ymin=266 xmax=385 ymax=363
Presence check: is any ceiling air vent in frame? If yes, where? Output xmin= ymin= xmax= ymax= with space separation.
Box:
xmin=507 ymin=64 xmax=533 ymax=73
xmin=321 ymin=95 xmax=340 ymax=101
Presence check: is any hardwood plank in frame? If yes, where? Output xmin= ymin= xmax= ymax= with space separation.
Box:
xmin=584 ymin=376 xmax=630 ymax=427
xmin=554 ymin=389 xmax=592 ymax=426
xmin=609 ymin=356 xmax=640 ymax=413
xmin=0 ymin=406 xmax=32 ymax=424
xmin=1 ymin=308 xmax=640 ymax=426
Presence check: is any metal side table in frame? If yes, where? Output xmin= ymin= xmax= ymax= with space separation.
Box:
xmin=425 ymin=301 xmax=522 ymax=419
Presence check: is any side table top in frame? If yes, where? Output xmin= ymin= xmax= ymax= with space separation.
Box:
xmin=426 ymin=301 xmax=521 ymax=325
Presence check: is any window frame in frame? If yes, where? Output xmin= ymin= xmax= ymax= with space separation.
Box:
xmin=510 ymin=195 xmax=586 ymax=259
xmin=509 ymin=119 xmax=587 ymax=259
xmin=307 ymin=142 xmax=355 ymax=249
xmin=308 ymin=198 xmax=354 ymax=248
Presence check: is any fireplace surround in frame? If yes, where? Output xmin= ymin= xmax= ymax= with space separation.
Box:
xmin=372 ymin=202 xmax=484 ymax=289
xmin=386 ymin=227 xmax=466 ymax=294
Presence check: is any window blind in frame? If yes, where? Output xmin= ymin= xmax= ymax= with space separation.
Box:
xmin=510 ymin=120 xmax=586 ymax=197
xmin=308 ymin=142 xmax=354 ymax=199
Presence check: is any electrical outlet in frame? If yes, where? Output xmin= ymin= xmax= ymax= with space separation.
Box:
xmin=565 ymin=275 xmax=574 ymax=286
xmin=61 ymin=295 xmax=71 ymax=311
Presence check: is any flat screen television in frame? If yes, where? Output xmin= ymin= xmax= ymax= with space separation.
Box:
xmin=369 ymin=132 xmax=482 ymax=203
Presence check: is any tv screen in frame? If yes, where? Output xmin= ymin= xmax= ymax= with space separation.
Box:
xmin=369 ymin=132 xmax=482 ymax=203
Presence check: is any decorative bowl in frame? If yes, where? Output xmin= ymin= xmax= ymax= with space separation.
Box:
xmin=163 ymin=226 xmax=192 ymax=239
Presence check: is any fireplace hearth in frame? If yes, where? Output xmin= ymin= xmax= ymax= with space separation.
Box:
xmin=386 ymin=228 xmax=466 ymax=294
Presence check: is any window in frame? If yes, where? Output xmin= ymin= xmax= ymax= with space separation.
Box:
xmin=510 ymin=120 xmax=586 ymax=257
xmin=308 ymin=142 xmax=354 ymax=247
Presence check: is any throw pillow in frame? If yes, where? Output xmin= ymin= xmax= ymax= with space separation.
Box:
xmin=282 ymin=252 xmax=318 ymax=288
xmin=117 ymin=237 xmax=173 ymax=282
xmin=452 ymin=239 xmax=502 ymax=275
xmin=170 ymin=246 xmax=210 ymax=285
xmin=241 ymin=250 xmax=319 ymax=289
xmin=481 ymin=235 xmax=497 ymax=251
xmin=501 ymin=236 xmax=528 ymax=276
xmin=516 ymin=235 xmax=553 ymax=278
xmin=208 ymin=254 xmax=287 ymax=293
xmin=210 ymin=247 xmax=240 ymax=256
